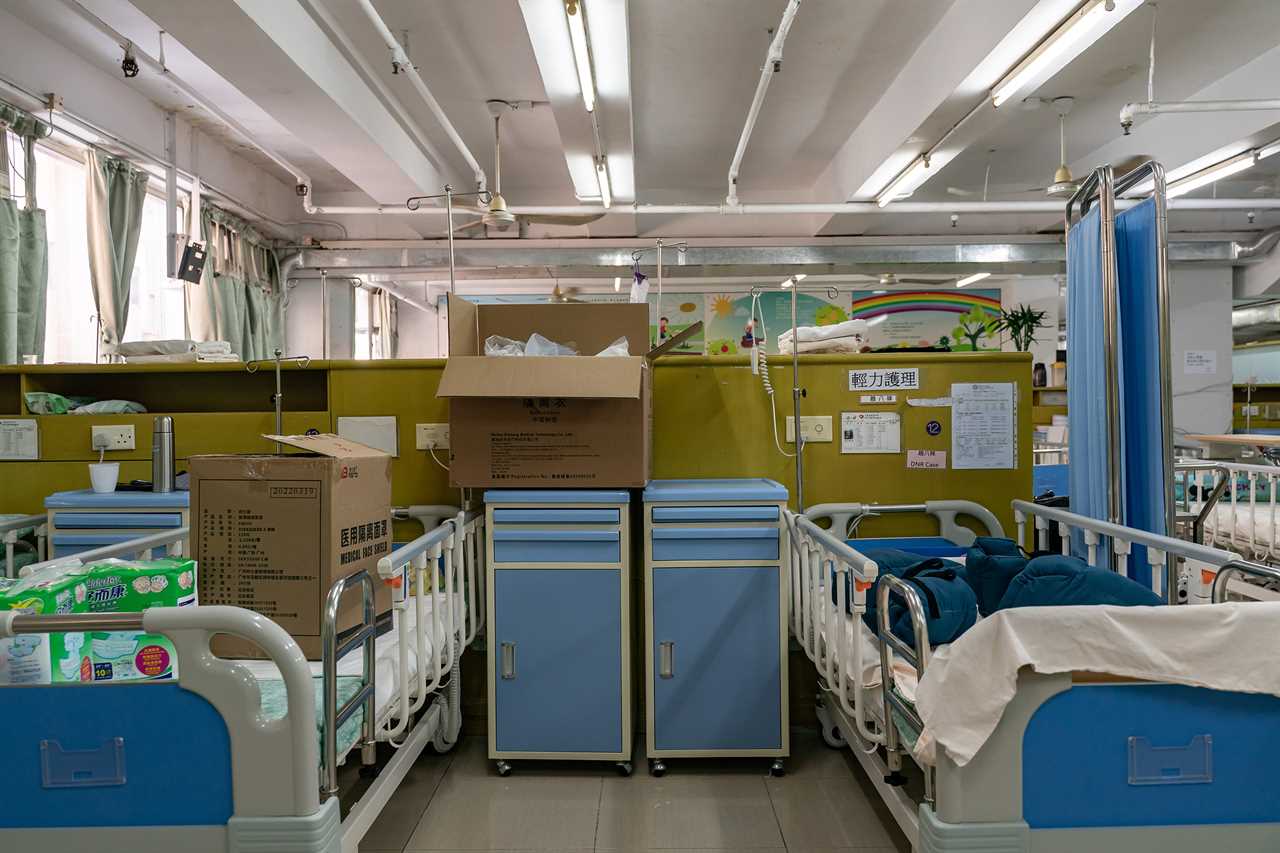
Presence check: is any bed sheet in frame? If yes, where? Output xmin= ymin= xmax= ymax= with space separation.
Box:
xmin=1191 ymin=500 xmax=1280 ymax=552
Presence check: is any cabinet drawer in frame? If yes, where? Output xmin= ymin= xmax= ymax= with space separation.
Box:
xmin=51 ymin=532 xmax=161 ymax=558
xmin=493 ymin=529 xmax=621 ymax=564
xmin=651 ymin=527 xmax=779 ymax=562
xmin=493 ymin=508 xmax=619 ymax=524
xmin=651 ymin=506 xmax=778 ymax=524
xmin=53 ymin=512 xmax=185 ymax=530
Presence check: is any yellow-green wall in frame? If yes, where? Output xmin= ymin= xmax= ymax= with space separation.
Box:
xmin=1 ymin=353 xmax=1032 ymax=535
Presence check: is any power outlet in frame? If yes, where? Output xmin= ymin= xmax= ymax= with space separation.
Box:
xmin=415 ymin=423 xmax=450 ymax=450
xmin=91 ymin=425 xmax=135 ymax=451
xmin=785 ymin=415 xmax=833 ymax=443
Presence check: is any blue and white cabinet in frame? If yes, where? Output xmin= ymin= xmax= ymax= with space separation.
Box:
xmin=642 ymin=478 xmax=790 ymax=776
xmin=45 ymin=489 xmax=190 ymax=560
xmin=484 ymin=489 xmax=632 ymax=775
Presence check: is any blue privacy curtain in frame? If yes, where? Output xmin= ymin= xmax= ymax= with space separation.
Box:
xmin=1066 ymin=197 xmax=1167 ymax=585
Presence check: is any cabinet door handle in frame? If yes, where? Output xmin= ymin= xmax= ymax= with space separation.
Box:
xmin=500 ymin=642 xmax=517 ymax=679
xmin=659 ymin=641 xmax=675 ymax=679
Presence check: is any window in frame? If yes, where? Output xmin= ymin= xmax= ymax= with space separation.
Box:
xmin=123 ymin=192 xmax=186 ymax=343
xmin=33 ymin=143 xmax=97 ymax=364
xmin=353 ymin=285 xmax=372 ymax=359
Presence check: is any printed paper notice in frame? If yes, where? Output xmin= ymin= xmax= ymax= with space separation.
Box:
xmin=907 ymin=450 xmax=946 ymax=469
xmin=0 ymin=419 xmax=38 ymax=460
xmin=848 ymin=368 xmax=919 ymax=392
xmin=860 ymin=394 xmax=897 ymax=404
xmin=1183 ymin=350 xmax=1217 ymax=375
xmin=951 ymin=383 xmax=1015 ymax=470
xmin=841 ymin=412 xmax=901 ymax=454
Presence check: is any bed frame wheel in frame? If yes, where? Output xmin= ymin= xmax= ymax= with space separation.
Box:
xmin=495 ymin=760 xmax=512 ymax=777
xmin=616 ymin=761 xmax=633 ymax=777
xmin=649 ymin=759 xmax=666 ymax=777
xmin=769 ymin=759 xmax=786 ymax=778
xmin=884 ymin=770 xmax=908 ymax=787
xmin=816 ymin=703 xmax=846 ymax=749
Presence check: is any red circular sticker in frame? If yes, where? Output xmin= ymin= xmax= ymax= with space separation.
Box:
xmin=134 ymin=645 xmax=171 ymax=677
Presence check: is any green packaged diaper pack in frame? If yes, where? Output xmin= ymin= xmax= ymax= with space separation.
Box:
xmin=0 ymin=557 xmax=197 ymax=684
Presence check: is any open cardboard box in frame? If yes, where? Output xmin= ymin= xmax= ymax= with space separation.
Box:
xmin=437 ymin=297 xmax=657 ymax=488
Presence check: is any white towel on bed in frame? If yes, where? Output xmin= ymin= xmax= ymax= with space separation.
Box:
xmin=915 ymin=602 xmax=1280 ymax=767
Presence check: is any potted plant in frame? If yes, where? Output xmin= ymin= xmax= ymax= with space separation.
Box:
xmin=996 ymin=304 xmax=1048 ymax=352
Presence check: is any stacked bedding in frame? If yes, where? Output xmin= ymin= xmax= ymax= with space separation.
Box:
xmin=777 ymin=319 xmax=869 ymax=354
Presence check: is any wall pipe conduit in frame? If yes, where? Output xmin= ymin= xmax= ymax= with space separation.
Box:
xmin=1121 ymin=99 xmax=1280 ymax=133
xmin=725 ymin=0 xmax=802 ymax=207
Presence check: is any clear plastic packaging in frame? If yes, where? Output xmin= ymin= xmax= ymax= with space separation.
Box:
xmin=524 ymin=333 xmax=578 ymax=356
xmin=596 ymin=337 xmax=630 ymax=357
xmin=484 ymin=335 xmax=526 ymax=357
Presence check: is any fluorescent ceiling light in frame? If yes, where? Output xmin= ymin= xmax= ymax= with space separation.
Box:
xmin=876 ymin=155 xmax=932 ymax=207
xmin=1167 ymin=151 xmax=1258 ymax=199
xmin=565 ymin=2 xmax=596 ymax=113
xmin=957 ymin=272 xmax=991 ymax=288
xmin=1259 ymin=139 xmax=1280 ymax=161
xmin=872 ymin=289 xmax=888 ymax=295
xmin=991 ymin=0 xmax=1142 ymax=108
xmin=595 ymin=157 xmax=612 ymax=208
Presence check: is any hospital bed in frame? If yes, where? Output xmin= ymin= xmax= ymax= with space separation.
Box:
xmin=0 ymin=507 xmax=485 ymax=853
xmin=788 ymin=499 xmax=1280 ymax=852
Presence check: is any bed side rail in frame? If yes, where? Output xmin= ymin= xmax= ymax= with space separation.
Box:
xmin=1174 ymin=459 xmax=1280 ymax=561
xmin=2 ymin=513 xmax=46 ymax=578
xmin=0 ymin=605 xmax=321 ymax=819
xmin=321 ymin=570 xmax=377 ymax=798
xmin=20 ymin=526 xmax=188 ymax=576
xmin=1012 ymin=499 xmax=1240 ymax=603
xmin=1212 ymin=559 xmax=1280 ymax=603
xmin=804 ymin=500 xmax=1004 ymax=546
xmin=784 ymin=511 xmax=883 ymax=746
xmin=877 ymin=575 xmax=933 ymax=801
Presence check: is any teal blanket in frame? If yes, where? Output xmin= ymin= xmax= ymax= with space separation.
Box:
xmin=258 ymin=675 xmax=365 ymax=762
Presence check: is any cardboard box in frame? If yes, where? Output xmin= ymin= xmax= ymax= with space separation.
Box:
xmin=189 ymin=434 xmax=393 ymax=660
xmin=437 ymin=297 xmax=653 ymax=488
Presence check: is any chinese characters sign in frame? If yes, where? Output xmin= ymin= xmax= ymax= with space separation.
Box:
xmin=847 ymin=368 xmax=920 ymax=392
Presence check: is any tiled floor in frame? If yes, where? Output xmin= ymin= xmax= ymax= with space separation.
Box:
xmin=358 ymin=730 xmax=911 ymax=853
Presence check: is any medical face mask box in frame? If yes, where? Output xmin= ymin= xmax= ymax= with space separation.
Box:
xmin=438 ymin=297 xmax=654 ymax=488
xmin=188 ymin=433 xmax=393 ymax=660
xmin=0 ymin=557 xmax=197 ymax=685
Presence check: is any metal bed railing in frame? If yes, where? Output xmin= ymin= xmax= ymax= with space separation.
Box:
xmin=784 ymin=511 xmax=882 ymax=745
xmin=20 ymin=526 xmax=188 ymax=574
xmin=804 ymin=500 xmax=1004 ymax=544
xmin=1013 ymin=499 xmax=1242 ymax=603
xmin=321 ymin=570 xmax=378 ymax=798
xmin=1173 ymin=459 xmax=1280 ymax=562
xmin=2 ymin=513 xmax=46 ymax=578
xmin=1032 ymin=441 xmax=1068 ymax=465
xmin=877 ymin=574 xmax=935 ymax=804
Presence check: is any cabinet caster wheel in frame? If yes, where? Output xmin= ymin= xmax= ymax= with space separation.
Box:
xmin=769 ymin=760 xmax=786 ymax=778
xmin=495 ymin=760 xmax=512 ymax=777
xmin=616 ymin=761 xmax=633 ymax=777
xmin=649 ymin=760 xmax=666 ymax=777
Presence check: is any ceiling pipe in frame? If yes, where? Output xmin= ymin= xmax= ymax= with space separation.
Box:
xmin=1121 ymin=99 xmax=1280 ymax=133
xmin=1232 ymin=302 xmax=1280 ymax=329
xmin=725 ymin=0 xmax=802 ymax=207
xmin=354 ymin=0 xmax=487 ymax=194
xmin=308 ymin=197 xmax=1280 ymax=216
xmin=1232 ymin=227 xmax=1280 ymax=260
xmin=58 ymin=0 xmax=312 ymax=195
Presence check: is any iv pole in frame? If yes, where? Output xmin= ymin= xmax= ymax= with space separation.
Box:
xmin=246 ymin=348 xmax=312 ymax=453
xmin=632 ymin=240 xmax=688 ymax=346
xmin=406 ymin=186 xmax=494 ymax=297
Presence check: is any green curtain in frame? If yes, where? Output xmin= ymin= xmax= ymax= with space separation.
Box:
xmin=85 ymin=149 xmax=149 ymax=347
xmin=0 ymin=103 xmax=50 ymax=365
xmin=372 ymin=287 xmax=398 ymax=358
xmin=187 ymin=205 xmax=283 ymax=360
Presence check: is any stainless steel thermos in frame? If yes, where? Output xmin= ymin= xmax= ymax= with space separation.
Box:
xmin=151 ymin=416 xmax=175 ymax=493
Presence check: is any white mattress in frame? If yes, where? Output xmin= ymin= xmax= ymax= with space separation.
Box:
xmin=235 ymin=593 xmax=466 ymax=721
xmin=1192 ymin=500 xmax=1280 ymax=552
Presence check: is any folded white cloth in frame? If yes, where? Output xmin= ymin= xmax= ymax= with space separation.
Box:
xmin=777 ymin=318 xmax=869 ymax=346
xmin=113 ymin=339 xmax=197 ymax=357
xmin=777 ymin=336 xmax=863 ymax=355
xmin=195 ymin=340 xmax=233 ymax=355
xmin=916 ymin=603 xmax=1280 ymax=767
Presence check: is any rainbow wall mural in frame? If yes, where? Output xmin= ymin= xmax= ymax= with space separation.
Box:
xmin=849 ymin=288 xmax=1003 ymax=350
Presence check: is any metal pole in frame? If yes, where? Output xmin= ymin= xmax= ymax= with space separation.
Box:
xmin=791 ymin=282 xmax=804 ymax=512
xmin=273 ymin=348 xmax=284 ymax=450
xmin=445 ymin=185 xmax=456 ymax=297
xmin=320 ymin=268 xmax=329 ymax=360
xmin=1150 ymin=162 xmax=1178 ymax=600
xmin=1096 ymin=167 xmax=1124 ymax=527
xmin=656 ymin=238 xmax=664 ymax=347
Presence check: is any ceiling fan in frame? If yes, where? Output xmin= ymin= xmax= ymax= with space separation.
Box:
xmin=875 ymin=272 xmax=957 ymax=287
xmin=453 ymin=100 xmax=607 ymax=236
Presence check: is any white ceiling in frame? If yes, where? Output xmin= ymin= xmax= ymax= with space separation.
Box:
xmin=6 ymin=0 xmax=1280 ymax=240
